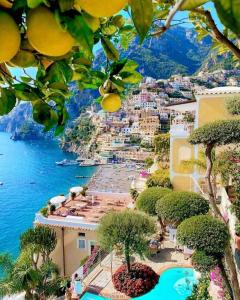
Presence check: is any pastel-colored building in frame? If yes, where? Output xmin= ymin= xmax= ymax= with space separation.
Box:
xmin=170 ymin=86 xmax=240 ymax=192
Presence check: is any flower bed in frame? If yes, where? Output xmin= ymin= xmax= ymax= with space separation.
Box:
xmin=112 ymin=263 xmax=159 ymax=297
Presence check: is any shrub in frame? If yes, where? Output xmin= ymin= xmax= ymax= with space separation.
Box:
xmin=40 ymin=207 xmax=48 ymax=217
xmin=235 ymin=223 xmax=240 ymax=236
xmin=146 ymin=169 xmax=172 ymax=188
xmin=226 ymin=97 xmax=240 ymax=116
xmin=156 ymin=191 xmax=209 ymax=226
xmin=231 ymin=198 xmax=240 ymax=220
xmin=136 ymin=187 xmax=172 ymax=215
xmin=112 ymin=263 xmax=159 ymax=297
xmin=192 ymin=250 xmax=218 ymax=272
xmin=177 ymin=215 xmax=229 ymax=254
xmin=187 ymin=275 xmax=212 ymax=300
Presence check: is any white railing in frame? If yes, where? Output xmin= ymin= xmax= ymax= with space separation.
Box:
xmin=34 ymin=213 xmax=98 ymax=231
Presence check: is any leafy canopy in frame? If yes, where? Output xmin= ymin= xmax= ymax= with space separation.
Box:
xmin=156 ymin=191 xmax=209 ymax=226
xmin=189 ymin=120 xmax=240 ymax=146
xmin=136 ymin=187 xmax=172 ymax=215
xmin=177 ymin=215 xmax=229 ymax=254
xmin=98 ymin=209 xmax=156 ymax=258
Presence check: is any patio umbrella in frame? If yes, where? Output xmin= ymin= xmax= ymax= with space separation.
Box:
xmin=70 ymin=186 xmax=83 ymax=194
xmin=49 ymin=195 xmax=66 ymax=205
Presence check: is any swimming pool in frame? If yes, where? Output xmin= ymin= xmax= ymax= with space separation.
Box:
xmin=80 ymin=267 xmax=197 ymax=300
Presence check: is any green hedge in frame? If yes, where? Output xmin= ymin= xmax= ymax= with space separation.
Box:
xmin=177 ymin=215 xmax=229 ymax=254
xmin=156 ymin=191 xmax=209 ymax=226
xmin=136 ymin=187 xmax=172 ymax=215
xmin=192 ymin=250 xmax=218 ymax=272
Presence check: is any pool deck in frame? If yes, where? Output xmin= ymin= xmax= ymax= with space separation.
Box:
xmin=83 ymin=239 xmax=192 ymax=300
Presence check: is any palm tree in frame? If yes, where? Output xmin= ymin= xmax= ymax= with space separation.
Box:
xmin=0 ymin=227 xmax=60 ymax=299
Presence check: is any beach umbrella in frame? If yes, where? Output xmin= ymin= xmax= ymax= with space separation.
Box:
xmin=50 ymin=195 xmax=66 ymax=205
xmin=70 ymin=186 xmax=83 ymax=194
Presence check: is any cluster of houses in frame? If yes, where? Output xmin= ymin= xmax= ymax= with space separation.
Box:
xmin=87 ymin=69 xmax=240 ymax=163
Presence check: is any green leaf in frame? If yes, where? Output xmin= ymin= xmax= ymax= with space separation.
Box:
xmin=13 ymin=83 xmax=40 ymax=101
xmin=214 ymin=0 xmax=240 ymax=35
xmin=0 ymin=89 xmax=16 ymax=115
xmin=43 ymin=61 xmax=73 ymax=84
xmin=121 ymin=71 xmax=142 ymax=84
xmin=27 ymin=0 xmax=44 ymax=8
xmin=120 ymin=59 xmax=138 ymax=73
xmin=180 ymin=0 xmax=208 ymax=10
xmin=32 ymin=100 xmax=58 ymax=130
xmin=20 ymin=76 xmax=33 ymax=83
xmin=129 ymin=0 xmax=153 ymax=43
xmin=63 ymin=14 xmax=94 ymax=56
xmin=101 ymin=36 xmax=119 ymax=61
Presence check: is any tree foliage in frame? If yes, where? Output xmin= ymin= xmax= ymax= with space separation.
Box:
xmin=146 ymin=168 xmax=172 ymax=188
xmin=177 ymin=215 xmax=229 ymax=254
xmin=189 ymin=120 xmax=240 ymax=146
xmin=191 ymin=250 xmax=218 ymax=273
xmin=156 ymin=191 xmax=209 ymax=226
xmin=0 ymin=226 xmax=59 ymax=299
xmin=136 ymin=187 xmax=172 ymax=215
xmin=153 ymin=133 xmax=170 ymax=160
xmin=97 ymin=210 xmax=156 ymax=272
xmin=226 ymin=97 xmax=240 ymax=116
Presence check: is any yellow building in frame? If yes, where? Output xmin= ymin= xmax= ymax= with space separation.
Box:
xmin=170 ymin=86 xmax=240 ymax=192
xmin=34 ymin=192 xmax=132 ymax=277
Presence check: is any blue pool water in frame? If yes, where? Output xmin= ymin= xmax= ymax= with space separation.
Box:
xmin=135 ymin=268 xmax=197 ymax=300
xmin=0 ymin=132 xmax=96 ymax=257
xmin=81 ymin=268 xmax=197 ymax=300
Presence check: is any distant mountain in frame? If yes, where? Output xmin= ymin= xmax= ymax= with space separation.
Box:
xmin=0 ymin=27 xmax=215 ymax=140
xmin=95 ymin=26 xmax=212 ymax=79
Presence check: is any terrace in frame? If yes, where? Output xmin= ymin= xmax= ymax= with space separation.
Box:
xmin=35 ymin=192 xmax=134 ymax=230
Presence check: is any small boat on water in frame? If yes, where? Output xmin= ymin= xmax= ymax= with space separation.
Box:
xmin=56 ymin=159 xmax=79 ymax=166
xmin=75 ymin=175 xmax=91 ymax=179
xmin=0 ymin=182 xmax=3 ymax=185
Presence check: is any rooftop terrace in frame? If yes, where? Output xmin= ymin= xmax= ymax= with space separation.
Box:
xmin=35 ymin=191 xmax=133 ymax=230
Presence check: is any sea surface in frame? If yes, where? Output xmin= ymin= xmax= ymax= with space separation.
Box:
xmin=0 ymin=132 xmax=96 ymax=257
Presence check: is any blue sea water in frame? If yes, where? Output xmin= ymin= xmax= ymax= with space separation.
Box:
xmin=0 ymin=132 xmax=96 ymax=257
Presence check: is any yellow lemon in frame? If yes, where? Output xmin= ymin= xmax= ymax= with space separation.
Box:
xmin=0 ymin=0 xmax=13 ymax=8
xmin=27 ymin=6 xmax=75 ymax=57
xmin=10 ymin=50 xmax=37 ymax=68
xmin=101 ymin=93 xmax=122 ymax=113
xmin=76 ymin=0 xmax=128 ymax=17
xmin=0 ymin=11 xmax=20 ymax=63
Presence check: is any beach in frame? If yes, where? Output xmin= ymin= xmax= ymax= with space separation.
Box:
xmin=88 ymin=164 xmax=141 ymax=194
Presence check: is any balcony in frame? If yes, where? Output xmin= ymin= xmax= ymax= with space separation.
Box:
xmin=170 ymin=122 xmax=194 ymax=138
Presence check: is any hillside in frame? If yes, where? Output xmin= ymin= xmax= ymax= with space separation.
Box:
xmin=0 ymin=26 xmax=212 ymax=139
xmin=95 ymin=26 xmax=211 ymax=79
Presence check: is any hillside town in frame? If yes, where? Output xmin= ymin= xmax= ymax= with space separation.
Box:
xmin=62 ymin=69 xmax=240 ymax=165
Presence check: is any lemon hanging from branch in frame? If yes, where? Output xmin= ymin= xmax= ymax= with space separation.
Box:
xmin=27 ymin=6 xmax=75 ymax=57
xmin=101 ymin=93 xmax=122 ymax=113
xmin=75 ymin=0 xmax=128 ymax=17
xmin=0 ymin=11 xmax=20 ymax=63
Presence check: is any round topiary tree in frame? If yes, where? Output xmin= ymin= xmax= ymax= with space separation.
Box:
xmin=98 ymin=210 xmax=156 ymax=273
xmin=177 ymin=215 xmax=229 ymax=254
xmin=191 ymin=250 xmax=218 ymax=273
xmin=136 ymin=187 xmax=172 ymax=215
xmin=156 ymin=191 xmax=209 ymax=227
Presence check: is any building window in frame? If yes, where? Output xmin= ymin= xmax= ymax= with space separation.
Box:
xmin=77 ymin=239 xmax=86 ymax=249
